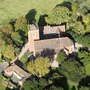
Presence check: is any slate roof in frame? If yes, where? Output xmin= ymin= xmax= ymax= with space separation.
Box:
xmin=34 ymin=37 xmax=73 ymax=53
xmin=0 ymin=62 xmax=9 ymax=74
xmin=43 ymin=25 xmax=65 ymax=34
xmin=4 ymin=63 xmax=30 ymax=84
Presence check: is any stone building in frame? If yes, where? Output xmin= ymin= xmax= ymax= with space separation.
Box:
xmin=28 ymin=24 xmax=75 ymax=55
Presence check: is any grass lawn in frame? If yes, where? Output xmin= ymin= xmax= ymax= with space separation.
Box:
xmin=85 ymin=64 xmax=90 ymax=75
xmin=0 ymin=0 xmax=63 ymax=25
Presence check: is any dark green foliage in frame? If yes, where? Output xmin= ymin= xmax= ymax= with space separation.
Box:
xmin=23 ymin=77 xmax=48 ymax=90
xmin=57 ymin=50 xmax=66 ymax=64
xmin=15 ymin=16 xmax=28 ymax=36
xmin=66 ymin=30 xmax=90 ymax=47
xmin=21 ymin=51 xmax=31 ymax=64
xmin=66 ymin=0 xmax=90 ymax=35
xmin=23 ymin=80 xmax=38 ymax=90
xmin=57 ymin=60 xmax=85 ymax=83
xmin=78 ymin=50 xmax=90 ymax=65
xmin=79 ymin=87 xmax=90 ymax=90
xmin=11 ymin=31 xmax=23 ymax=47
xmin=47 ymin=85 xmax=64 ymax=90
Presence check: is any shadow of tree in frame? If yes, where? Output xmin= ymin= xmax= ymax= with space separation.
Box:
xmin=45 ymin=76 xmax=69 ymax=90
xmin=79 ymin=76 xmax=90 ymax=88
xmin=9 ymin=19 xmax=16 ymax=31
xmin=71 ymin=86 xmax=76 ymax=90
xmin=56 ymin=1 xmax=72 ymax=11
xmin=66 ymin=52 xmax=84 ymax=66
xmin=53 ymin=77 xmax=69 ymax=90
xmin=17 ymin=29 xmax=27 ymax=44
xmin=38 ymin=14 xmax=48 ymax=26
xmin=25 ymin=9 xmax=37 ymax=24
xmin=41 ymin=48 xmax=56 ymax=61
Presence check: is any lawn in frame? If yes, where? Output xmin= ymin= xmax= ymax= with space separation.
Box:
xmin=0 ymin=0 xmax=63 ymax=25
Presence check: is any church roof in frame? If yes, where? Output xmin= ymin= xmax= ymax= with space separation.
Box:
xmin=34 ymin=37 xmax=73 ymax=53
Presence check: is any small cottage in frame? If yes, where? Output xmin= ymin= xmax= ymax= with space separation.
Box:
xmin=4 ymin=63 xmax=30 ymax=85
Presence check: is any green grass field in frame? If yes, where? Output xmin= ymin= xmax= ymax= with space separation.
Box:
xmin=0 ymin=0 xmax=63 ymax=25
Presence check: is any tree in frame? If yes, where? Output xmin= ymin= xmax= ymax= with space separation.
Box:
xmin=0 ymin=32 xmax=6 ymax=51
xmin=0 ymin=25 xmax=13 ymax=45
xmin=78 ymin=35 xmax=90 ymax=47
xmin=0 ymin=27 xmax=16 ymax=62
xmin=77 ymin=0 xmax=90 ymax=15
xmin=78 ymin=50 xmax=90 ymax=75
xmin=27 ymin=57 xmax=50 ymax=77
xmin=56 ymin=50 xmax=66 ymax=64
xmin=57 ymin=60 xmax=86 ymax=90
xmin=83 ymin=14 xmax=90 ymax=24
xmin=0 ymin=24 xmax=13 ymax=35
xmin=23 ymin=77 xmax=48 ymax=90
xmin=15 ymin=16 xmax=28 ymax=36
xmin=72 ymin=2 xmax=79 ymax=14
xmin=66 ymin=30 xmax=90 ymax=47
xmin=68 ymin=2 xmax=78 ymax=24
xmin=2 ymin=45 xmax=16 ymax=61
xmin=67 ymin=0 xmax=89 ymax=35
xmin=46 ymin=6 xmax=70 ymax=25
xmin=57 ymin=60 xmax=85 ymax=83
xmin=38 ymin=78 xmax=48 ymax=90
xmin=70 ymin=21 xmax=85 ymax=34
xmin=20 ymin=51 xmax=31 ymax=64
xmin=23 ymin=79 xmax=38 ymax=90
xmin=48 ymin=85 xmax=64 ymax=90
xmin=78 ymin=50 xmax=90 ymax=65
xmin=70 ymin=0 xmax=88 ymax=16
xmin=11 ymin=31 xmax=23 ymax=47
xmin=79 ymin=87 xmax=90 ymax=90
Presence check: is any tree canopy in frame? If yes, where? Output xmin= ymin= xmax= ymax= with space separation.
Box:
xmin=46 ymin=6 xmax=70 ymax=25
xmin=2 ymin=45 xmax=16 ymax=61
xmin=58 ymin=60 xmax=85 ymax=83
xmin=27 ymin=57 xmax=50 ymax=77
xmin=15 ymin=16 xmax=28 ymax=36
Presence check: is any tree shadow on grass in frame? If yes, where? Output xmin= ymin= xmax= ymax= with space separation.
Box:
xmin=38 ymin=14 xmax=47 ymax=26
xmin=25 ymin=9 xmax=37 ymax=24
xmin=56 ymin=1 xmax=72 ymax=11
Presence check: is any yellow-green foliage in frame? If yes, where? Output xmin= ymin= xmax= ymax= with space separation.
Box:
xmin=15 ymin=16 xmax=28 ymax=36
xmin=46 ymin=6 xmax=70 ymax=25
xmin=2 ymin=45 xmax=15 ymax=61
xmin=83 ymin=14 xmax=90 ymax=25
xmin=27 ymin=57 xmax=50 ymax=77
xmin=72 ymin=21 xmax=84 ymax=34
